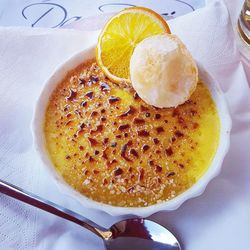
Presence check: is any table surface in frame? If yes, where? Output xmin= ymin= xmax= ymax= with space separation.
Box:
xmin=0 ymin=1 xmax=250 ymax=250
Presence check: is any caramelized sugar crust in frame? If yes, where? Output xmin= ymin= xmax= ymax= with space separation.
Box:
xmin=44 ymin=60 xmax=220 ymax=207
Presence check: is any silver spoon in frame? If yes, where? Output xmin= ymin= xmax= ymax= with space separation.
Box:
xmin=0 ymin=179 xmax=181 ymax=250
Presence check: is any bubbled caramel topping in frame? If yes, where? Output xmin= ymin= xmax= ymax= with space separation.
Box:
xmin=45 ymin=60 xmax=220 ymax=207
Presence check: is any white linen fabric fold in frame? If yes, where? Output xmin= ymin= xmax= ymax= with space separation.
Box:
xmin=0 ymin=1 xmax=249 ymax=250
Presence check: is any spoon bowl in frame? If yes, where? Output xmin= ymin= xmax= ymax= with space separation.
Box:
xmin=106 ymin=218 xmax=181 ymax=250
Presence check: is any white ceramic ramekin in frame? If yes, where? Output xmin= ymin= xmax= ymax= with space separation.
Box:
xmin=32 ymin=45 xmax=232 ymax=217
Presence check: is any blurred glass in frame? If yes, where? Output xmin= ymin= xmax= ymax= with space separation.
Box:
xmin=238 ymin=0 xmax=250 ymax=45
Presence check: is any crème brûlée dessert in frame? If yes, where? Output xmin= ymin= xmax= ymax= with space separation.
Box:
xmin=44 ymin=60 xmax=220 ymax=207
xmin=43 ymin=7 xmax=220 ymax=207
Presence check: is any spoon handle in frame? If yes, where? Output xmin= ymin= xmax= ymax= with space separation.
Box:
xmin=0 ymin=179 xmax=106 ymax=238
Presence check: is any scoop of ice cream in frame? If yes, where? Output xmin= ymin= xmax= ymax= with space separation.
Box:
xmin=130 ymin=34 xmax=198 ymax=108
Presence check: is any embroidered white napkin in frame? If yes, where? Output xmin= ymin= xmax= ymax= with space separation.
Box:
xmin=0 ymin=1 xmax=249 ymax=250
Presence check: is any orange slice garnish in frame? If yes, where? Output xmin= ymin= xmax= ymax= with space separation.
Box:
xmin=96 ymin=7 xmax=171 ymax=84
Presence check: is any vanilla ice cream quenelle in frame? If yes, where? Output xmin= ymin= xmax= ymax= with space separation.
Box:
xmin=130 ymin=34 xmax=198 ymax=108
